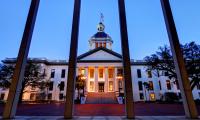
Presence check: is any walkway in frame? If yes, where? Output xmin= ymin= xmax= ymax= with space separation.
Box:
xmin=0 ymin=102 xmax=200 ymax=116
xmin=2 ymin=116 xmax=200 ymax=120
xmin=86 ymin=92 xmax=118 ymax=104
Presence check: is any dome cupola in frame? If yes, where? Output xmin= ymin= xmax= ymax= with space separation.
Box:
xmin=89 ymin=14 xmax=113 ymax=50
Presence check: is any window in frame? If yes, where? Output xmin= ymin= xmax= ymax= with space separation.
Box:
xmin=108 ymin=69 xmax=113 ymax=78
xmin=48 ymin=93 xmax=52 ymax=100
xmin=90 ymin=81 xmax=94 ymax=91
xmin=99 ymin=42 xmax=102 ymax=47
xmin=103 ymin=42 xmax=106 ymax=48
xmin=138 ymin=81 xmax=143 ymax=91
xmin=90 ymin=69 xmax=94 ymax=78
xmin=178 ymin=92 xmax=182 ymax=99
xmin=30 ymin=93 xmax=36 ymax=100
xmin=0 ymin=93 xmax=5 ymax=100
xmin=59 ymin=93 xmax=64 ymax=100
xmin=147 ymin=71 xmax=152 ymax=78
xmin=109 ymin=81 xmax=113 ymax=91
xmin=117 ymin=68 xmax=123 ymax=76
xmin=49 ymin=81 xmax=54 ymax=91
xmin=61 ymin=69 xmax=65 ymax=78
xmin=59 ymin=81 xmax=65 ymax=91
xmin=139 ymin=93 xmax=144 ymax=100
xmin=137 ymin=69 xmax=142 ymax=78
xmin=150 ymin=93 xmax=156 ymax=101
xmin=166 ymin=80 xmax=171 ymax=90
xmin=157 ymin=70 xmax=160 ymax=77
xmin=95 ymin=42 xmax=98 ymax=48
xmin=149 ymin=81 xmax=154 ymax=90
xmin=164 ymin=71 xmax=169 ymax=76
xmin=159 ymin=81 xmax=162 ymax=90
xmin=99 ymin=68 xmax=103 ymax=78
xmin=176 ymin=80 xmax=180 ymax=90
xmin=81 ymin=69 xmax=85 ymax=75
xmin=51 ymin=69 xmax=55 ymax=78
xmin=119 ymin=81 xmax=123 ymax=88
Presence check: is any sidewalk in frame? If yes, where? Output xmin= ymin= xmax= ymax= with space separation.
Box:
xmin=6 ymin=116 xmax=200 ymax=120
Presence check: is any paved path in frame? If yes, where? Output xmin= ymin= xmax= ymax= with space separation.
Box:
xmin=86 ymin=92 xmax=118 ymax=104
xmin=1 ymin=116 xmax=200 ymax=120
xmin=0 ymin=103 xmax=199 ymax=116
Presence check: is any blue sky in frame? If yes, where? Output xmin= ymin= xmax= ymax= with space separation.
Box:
xmin=0 ymin=0 xmax=200 ymax=62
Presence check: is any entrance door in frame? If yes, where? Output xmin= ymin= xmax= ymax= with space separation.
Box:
xmin=98 ymin=83 xmax=104 ymax=92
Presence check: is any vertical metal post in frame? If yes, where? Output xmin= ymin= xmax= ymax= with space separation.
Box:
xmin=3 ymin=0 xmax=40 ymax=119
xmin=161 ymin=0 xmax=198 ymax=118
xmin=118 ymin=0 xmax=135 ymax=119
xmin=64 ymin=0 xmax=81 ymax=119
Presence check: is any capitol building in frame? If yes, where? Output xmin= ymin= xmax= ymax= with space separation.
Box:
xmin=1 ymin=21 xmax=200 ymax=103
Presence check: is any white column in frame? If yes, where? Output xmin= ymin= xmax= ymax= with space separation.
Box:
xmin=95 ymin=66 xmax=98 ymax=92
xmin=105 ymin=67 xmax=108 ymax=92
xmin=85 ymin=67 xmax=88 ymax=93
xmin=112 ymin=68 xmax=115 ymax=92
xmin=115 ymin=67 xmax=118 ymax=93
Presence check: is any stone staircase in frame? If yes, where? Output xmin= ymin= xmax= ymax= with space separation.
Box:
xmin=85 ymin=92 xmax=118 ymax=104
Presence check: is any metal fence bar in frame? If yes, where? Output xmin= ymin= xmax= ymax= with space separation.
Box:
xmin=2 ymin=0 xmax=40 ymax=119
xmin=160 ymin=0 xmax=198 ymax=118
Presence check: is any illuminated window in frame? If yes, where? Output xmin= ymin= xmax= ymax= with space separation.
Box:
xmin=108 ymin=69 xmax=113 ymax=78
xmin=95 ymin=42 xmax=98 ymax=48
xmin=90 ymin=81 xmax=94 ymax=91
xmin=99 ymin=68 xmax=103 ymax=78
xmin=149 ymin=81 xmax=154 ymax=90
xmin=150 ymin=93 xmax=156 ymax=101
xmin=103 ymin=42 xmax=106 ymax=48
xmin=81 ymin=69 xmax=85 ymax=75
xmin=90 ymin=69 xmax=94 ymax=78
xmin=166 ymin=80 xmax=171 ymax=90
xmin=99 ymin=43 xmax=102 ymax=47
xmin=30 ymin=93 xmax=36 ymax=100
xmin=109 ymin=81 xmax=113 ymax=91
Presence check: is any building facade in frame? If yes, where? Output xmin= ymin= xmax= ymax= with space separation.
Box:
xmin=1 ymin=22 xmax=200 ymax=102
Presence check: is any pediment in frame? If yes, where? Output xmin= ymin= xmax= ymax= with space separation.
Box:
xmin=77 ymin=48 xmax=122 ymax=61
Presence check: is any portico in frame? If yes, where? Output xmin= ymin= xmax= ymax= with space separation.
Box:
xmin=77 ymin=66 xmax=124 ymax=93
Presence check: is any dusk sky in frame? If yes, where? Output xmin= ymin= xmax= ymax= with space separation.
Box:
xmin=0 ymin=0 xmax=200 ymax=62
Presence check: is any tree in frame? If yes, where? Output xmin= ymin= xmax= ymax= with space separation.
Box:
xmin=0 ymin=64 xmax=14 ymax=88
xmin=145 ymin=41 xmax=200 ymax=90
xmin=0 ymin=62 xmax=47 ymax=102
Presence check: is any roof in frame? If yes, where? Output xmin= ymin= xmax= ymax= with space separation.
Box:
xmin=2 ymin=49 xmax=149 ymax=65
xmin=93 ymin=32 xmax=109 ymax=38
xmin=77 ymin=47 xmax=122 ymax=60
